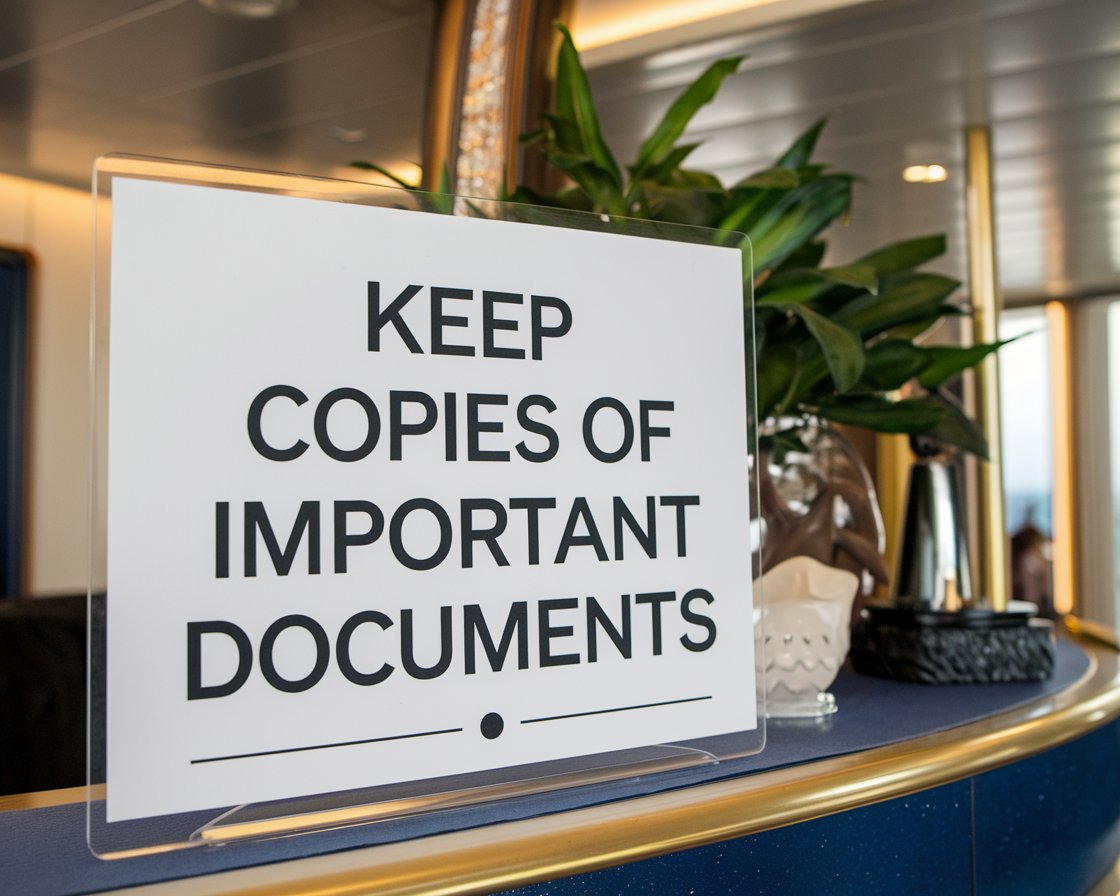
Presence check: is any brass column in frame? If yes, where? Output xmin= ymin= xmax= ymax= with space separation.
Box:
xmin=964 ymin=125 xmax=1009 ymax=610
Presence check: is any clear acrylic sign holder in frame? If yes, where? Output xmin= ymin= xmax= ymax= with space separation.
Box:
xmin=89 ymin=155 xmax=763 ymax=858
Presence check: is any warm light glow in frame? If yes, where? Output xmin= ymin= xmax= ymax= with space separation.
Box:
xmin=333 ymin=161 xmax=423 ymax=188
xmin=902 ymin=163 xmax=948 ymax=183
xmin=573 ymin=0 xmax=875 ymax=67
xmin=327 ymin=125 xmax=367 ymax=145
xmin=573 ymin=0 xmax=779 ymax=50
xmin=1046 ymin=300 xmax=1075 ymax=616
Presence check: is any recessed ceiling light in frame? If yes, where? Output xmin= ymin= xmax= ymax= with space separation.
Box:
xmin=199 ymin=0 xmax=296 ymax=19
xmin=903 ymin=164 xmax=948 ymax=184
xmin=328 ymin=125 xmax=367 ymax=145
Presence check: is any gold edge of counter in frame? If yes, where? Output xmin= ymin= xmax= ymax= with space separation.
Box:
xmin=101 ymin=632 xmax=1120 ymax=896
xmin=0 ymin=783 xmax=105 ymax=813
xmin=1065 ymin=614 xmax=1120 ymax=649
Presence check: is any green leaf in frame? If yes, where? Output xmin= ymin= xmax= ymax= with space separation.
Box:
xmin=793 ymin=163 xmax=828 ymax=183
xmin=754 ymin=306 xmax=780 ymax=352
xmin=640 ymin=183 xmax=725 ymax=226
xmin=630 ymin=56 xmax=743 ymax=181
xmin=542 ymin=113 xmax=584 ymax=155
xmin=427 ymin=186 xmax=454 ymax=215
xmin=721 ymin=166 xmax=831 ymax=234
xmin=881 ymin=304 xmax=963 ymax=341
xmin=749 ymin=176 xmax=852 ymax=273
xmin=806 ymin=395 xmax=944 ymax=434
xmin=718 ymin=186 xmax=785 ymax=234
xmin=555 ymin=24 xmax=622 ymax=188
xmin=760 ymin=264 xmax=877 ymax=305
xmin=773 ymin=302 xmax=864 ymax=392
xmin=435 ymin=164 xmax=452 ymax=196
xmin=756 ymin=344 xmax=798 ymax=418
xmin=917 ymin=339 xmax=1012 ymax=389
xmin=647 ymin=142 xmax=701 ymax=184
xmin=755 ymin=275 xmax=829 ymax=306
xmin=774 ymin=118 xmax=826 ymax=169
xmin=548 ymin=148 xmax=595 ymax=169
xmin=547 ymin=152 xmax=626 ymax=214
xmin=818 ymin=264 xmax=878 ymax=292
xmin=734 ymin=168 xmax=800 ymax=189
xmin=806 ymin=393 xmax=988 ymax=457
xmin=667 ymin=168 xmax=723 ymax=190
xmin=860 ymin=339 xmax=931 ymax=390
xmin=925 ymin=395 xmax=989 ymax=459
xmin=502 ymin=184 xmax=548 ymax=205
xmin=858 ymin=234 xmax=946 ymax=274
xmin=835 ymin=272 xmax=960 ymax=337
xmin=507 ymin=184 xmax=595 ymax=213
xmin=772 ymin=239 xmax=826 ymax=274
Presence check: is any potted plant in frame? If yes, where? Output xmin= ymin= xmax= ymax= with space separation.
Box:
xmin=353 ymin=25 xmax=1002 ymax=587
xmin=506 ymin=26 xmax=1003 ymax=585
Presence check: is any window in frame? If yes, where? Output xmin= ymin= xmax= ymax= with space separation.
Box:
xmin=1000 ymin=309 xmax=1052 ymax=536
xmin=998 ymin=307 xmax=1055 ymax=615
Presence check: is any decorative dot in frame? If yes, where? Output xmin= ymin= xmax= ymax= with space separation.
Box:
xmin=480 ymin=712 xmax=504 ymax=739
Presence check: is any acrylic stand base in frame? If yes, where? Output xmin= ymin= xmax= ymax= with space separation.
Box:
xmin=89 ymin=743 xmax=722 ymax=857
xmin=192 ymin=744 xmax=719 ymax=846
xmin=766 ymin=688 xmax=838 ymax=718
xmin=850 ymin=603 xmax=1056 ymax=684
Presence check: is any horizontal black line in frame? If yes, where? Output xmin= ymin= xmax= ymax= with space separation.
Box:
xmin=521 ymin=695 xmax=713 ymax=725
xmin=191 ymin=726 xmax=463 ymax=765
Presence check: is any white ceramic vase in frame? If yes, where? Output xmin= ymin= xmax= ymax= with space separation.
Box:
xmin=755 ymin=555 xmax=859 ymax=718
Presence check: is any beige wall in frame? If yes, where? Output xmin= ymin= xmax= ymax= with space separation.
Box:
xmin=1 ymin=173 xmax=91 ymax=596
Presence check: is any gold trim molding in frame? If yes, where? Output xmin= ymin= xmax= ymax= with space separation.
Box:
xmin=73 ymin=628 xmax=1120 ymax=895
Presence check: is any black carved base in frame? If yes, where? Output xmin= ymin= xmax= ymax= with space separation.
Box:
xmin=850 ymin=604 xmax=1056 ymax=684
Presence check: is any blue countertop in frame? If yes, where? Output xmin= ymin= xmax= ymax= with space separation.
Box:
xmin=4 ymin=639 xmax=1088 ymax=895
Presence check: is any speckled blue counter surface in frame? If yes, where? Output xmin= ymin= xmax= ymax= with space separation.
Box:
xmin=499 ymin=720 xmax=1120 ymax=896
xmin=2 ymin=640 xmax=1099 ymax=895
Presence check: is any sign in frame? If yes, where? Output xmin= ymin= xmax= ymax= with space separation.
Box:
xmin=105 ymin=177 xmax=756 ymax=822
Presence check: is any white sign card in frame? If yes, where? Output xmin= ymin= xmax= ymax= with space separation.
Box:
xmin=105 ymin=177 xmax=756 ymax=823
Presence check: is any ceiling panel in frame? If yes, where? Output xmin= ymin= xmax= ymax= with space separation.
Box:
xmin=986 ymin=0 xmax=1120 ymax=71
xmin=0 ymin=0 xmax=176 ymax=58
xmin=175 ymin=93 xmax=426 ymax=176
xmin=136 ymin=21 xmax=431 ymax=136
xmin=24 ymin=3 xmax=428 ymax=100
xmin=27 ymin=9 xmax=292 ymax=97
xmin=989 ymin=53 xmax=1120 ymax=119
xmin=994 ymin=102 xmax=1120 ymax=157
xmin=26 ymin=109 xmax=201 ymax=178
xmin=0 ymin=0 xmax=436 ymax=187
